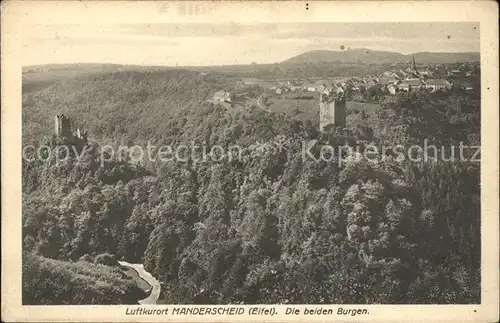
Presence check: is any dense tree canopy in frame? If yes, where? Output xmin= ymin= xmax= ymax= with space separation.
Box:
xmin=22 ymin=68 xmax=480 ymax=304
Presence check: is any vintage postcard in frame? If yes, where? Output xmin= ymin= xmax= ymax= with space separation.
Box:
xmin=1 ymin=0 xmax=499 ymax=322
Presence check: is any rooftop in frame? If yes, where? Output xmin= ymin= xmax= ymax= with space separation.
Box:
xmin=425 ymin=79 xmax=451 ymax=85
xmin=399 ymin=79 xmax=422 ymax=86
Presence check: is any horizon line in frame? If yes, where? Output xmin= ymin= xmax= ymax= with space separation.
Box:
xmin=22 ymin=48 xmax=480 ymax=70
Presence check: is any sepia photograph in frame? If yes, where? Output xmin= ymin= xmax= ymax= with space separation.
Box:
xmin=2 ymin=1 xmax=499 ymax=322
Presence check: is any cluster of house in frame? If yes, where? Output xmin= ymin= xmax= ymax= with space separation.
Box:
xmin=379 ymin=75 xmax=453 ymax=94
xmin=268 ymin=75 xmax=452 ymax=97
xmin=212 ymin=59 xmax=478 ymax=108
xmin=267 ymin=57 xmax=477 ymax=97
xmin=271 ymin=81 xmax=316 ymax=94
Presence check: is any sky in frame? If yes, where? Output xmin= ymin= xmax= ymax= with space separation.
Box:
xmin=22 ymin=22 xmax=480 ymax=67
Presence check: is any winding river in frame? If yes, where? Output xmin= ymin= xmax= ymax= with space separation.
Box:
xmin=118 ymin=261 xmax=161 ymax=305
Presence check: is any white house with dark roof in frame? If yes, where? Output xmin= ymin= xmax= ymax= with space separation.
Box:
xmin=419 ymin=70 xmax=434 ymax=77
xmin=379 ymin=77 xmax=398 ymax=86
xmin=381 ymin=71 xmax=399 ymax=78
xmin=213 ymin=91 xmax=233 ymax=102
xmin=303 ymin=83 xmax=317 ymax=92
xmin=424 ymin=79 xmax=452 ymax=91
xmin=397 ymin=78 xmax=424 ymax=92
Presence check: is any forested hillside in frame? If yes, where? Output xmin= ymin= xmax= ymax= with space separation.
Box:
xmin=22 ymin=68 xmax=480 ymax=304
xmin=22 ymin=252 xmax=149 ymax=305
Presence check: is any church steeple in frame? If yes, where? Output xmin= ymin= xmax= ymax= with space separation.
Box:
xmin=412 ymin=54 xmax=418 ymax=74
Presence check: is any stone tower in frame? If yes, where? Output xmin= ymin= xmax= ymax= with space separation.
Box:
xmin=53 ymin=114 xmax=89 ymax=147
xmin=319 ymin=89 xmax=346 ymax=132
xmin=54 ymin=114 xmax=72 ymax=137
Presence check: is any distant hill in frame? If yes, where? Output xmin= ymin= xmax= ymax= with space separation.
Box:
xmin=22 ymin=63 xmax=174 ymax=74
xmin=22 ymin=63 xmax=178 ymax=93
xmin=282 ymin=48 xmax=480 ymax=64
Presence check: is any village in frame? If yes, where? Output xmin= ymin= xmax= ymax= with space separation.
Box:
xmin=212 ymin=57 xmax=479 ymax=103
xmin=209 ymin=57 xmax=479 ymax=132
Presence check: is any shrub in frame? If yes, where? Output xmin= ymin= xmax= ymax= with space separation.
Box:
xmin=78 ymin=254 xmax=93 ymax=262
xmin=94 ymin=253 xmax=118 ymax=266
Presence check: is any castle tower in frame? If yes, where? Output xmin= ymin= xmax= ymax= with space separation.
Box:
xmin=81 ymin=130 xmax=88 ymax=144
xmin=319 ymin=90 xmax=346 ymax=132
xmin=54 ymin=115 xmax=60 ymax=137
xmin=54 ymin=114 xmax=72 ymax=137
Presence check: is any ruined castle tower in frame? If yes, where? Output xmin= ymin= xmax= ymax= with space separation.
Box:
xmin=54 ymin=114 xmax=89 ymax=145
xmin=319 ymin=90 xmax=346 ymax=132
xmin=54 ymin=114 xmax=72 ymax=137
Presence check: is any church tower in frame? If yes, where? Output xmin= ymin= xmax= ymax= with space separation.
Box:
xmin=411 ymin=54 xmax=421 ymax=78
